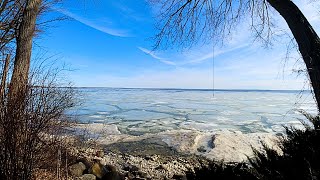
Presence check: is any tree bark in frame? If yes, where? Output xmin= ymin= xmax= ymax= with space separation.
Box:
xmin=5 ymin=2 xmax=42 ymax=178
xmin=267 ymin=0 xmax=320 ymax=112
xmin=9 ymin=0 xmax=42 ymax=99
xmin=0 ymin=54 xmax=10 ymax=101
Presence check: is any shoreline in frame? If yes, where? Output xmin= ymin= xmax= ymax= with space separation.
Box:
xmin=60 ymin=122 xmax=284 ymax=179
xmin=69 ymin=123 xmax=281 ymax=162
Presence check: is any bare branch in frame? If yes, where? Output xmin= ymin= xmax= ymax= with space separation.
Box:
xmin=149 ymin=0 xmax=275 ymax=49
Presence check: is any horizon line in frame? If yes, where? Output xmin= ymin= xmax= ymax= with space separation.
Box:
xmin=72 ymin=86 xmax=310 ymax=92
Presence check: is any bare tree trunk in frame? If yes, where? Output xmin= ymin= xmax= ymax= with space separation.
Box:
xmin=9 ymin=0 xmax=42 ymax=99
xmin=4 ymin=1 xmax=42 ymax=179
xmin=267 ymin=0 xmax=320 ymax=112
xmin=0 ymin=54 xmax=10 ymax=100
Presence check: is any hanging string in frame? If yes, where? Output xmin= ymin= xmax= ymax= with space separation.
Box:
xmin=212 ymin=40 xmax=215 ymax=98
xmin=212 ymin=1 xmax=216 ymax=98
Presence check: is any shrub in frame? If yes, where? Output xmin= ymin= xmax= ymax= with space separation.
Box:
xmin=250 ymin=112 xmax=320 ymax=180
xmin=0 ymin=63 xmax=75 ymax=179
xmin=185 ymin=112 xmax=320 ymax=180
xmin=186 ymin=161 xmax=256 ymax=180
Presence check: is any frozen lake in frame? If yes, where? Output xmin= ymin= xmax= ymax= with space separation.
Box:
xmin=69 ymin=88 xmax=317 ymax=135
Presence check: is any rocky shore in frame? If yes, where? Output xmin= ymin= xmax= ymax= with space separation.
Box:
xmin=65 ymin=123 xmax=282 ymax=179
xmin=68 ymin=147 xmax=205 ymax=179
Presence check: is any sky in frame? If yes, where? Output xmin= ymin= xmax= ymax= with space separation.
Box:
xmin=34 ymin=0 xmax=320 ymax=90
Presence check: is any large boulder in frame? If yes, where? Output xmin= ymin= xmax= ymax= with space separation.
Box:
xmin=78 ymin=158 xmax=94 ymax=169
xmin=89 ymin=163 xmax=107 ymax=179
xmin=69 ymin=162 xmax=87 ymax=177
xmin=89 ymin=163 xmax=124 ymax=180
xmin=103 ymin=164 xmax=123 ymax=180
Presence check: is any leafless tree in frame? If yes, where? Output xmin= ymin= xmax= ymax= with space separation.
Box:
xmin=0 ymin=0 xmax=20 ymax=54
xmin=0 ymin=61 xmax=75 ymax=179
xmin=0 ymin=0 xmax=63 ymax=102
xmin=8 ymin=0 xmax=43 ymax=107
xmin=150 ymin=0 xmax=320 ymax=112
xmin=0 ymin=1 xmax=75 ymax=179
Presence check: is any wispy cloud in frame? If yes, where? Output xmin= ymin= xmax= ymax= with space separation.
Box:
xmin=138 ymin=47 xmax=176 ymax=65
xmin=56 ymin=8 xmax=130 ymax=37
xmin=112 ymin=2 xmax=146 ymax=22
xmin=138 ymin=43 xmax=250 ymax=66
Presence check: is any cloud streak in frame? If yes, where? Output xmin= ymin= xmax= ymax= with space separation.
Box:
xmin=56 ymin=8 xmax=130 ymax=37
xmin=138 ymin=47 xmax=176 ymax=65
xmin=138 ymin=43 xmax=250 ymax=66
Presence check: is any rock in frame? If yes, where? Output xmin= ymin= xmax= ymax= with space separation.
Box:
xmin=144 ymin=155 xmax=152 ymax=161
xmin=123 ymin=164 xmax=139 ymax=172
xmin=209 ymin=135 xmax=215 ymax=148
xmin=69 ymin=162 xmax=87 ymax=177
xmin=105 ymin=164 xmax=118 ymax=172
xmin=89 ymin=163 xmax=107 ymax=179
xmin=155 ymin=165 xmax=167 ymax=171
xmin=197 ymin=146 xmax=207 ymax=153
xmin=96 ymin=150 xmax=105 ymax=158
xmin=100 ymin=159 xmax=107 ymax=166
xmin=81 ymin=174 xmax=96 ymax=180
xmin=172 ymin=174 xmax=187 ymax=180
xmin=78 ymin=158 xmax=94 ymax=169
xmin=144 ymin=155 xmax=158 ymax=161
xmin=137 ymin=171 xmax=148 ymax=178
xmin=104 ymin=164 xmax=123 ymax=180
xmin=124 ymin=172 xmax=135 ymax=179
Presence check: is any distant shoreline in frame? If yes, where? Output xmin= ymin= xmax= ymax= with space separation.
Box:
xmin=73 ymin=87 xmax=310 ymax=93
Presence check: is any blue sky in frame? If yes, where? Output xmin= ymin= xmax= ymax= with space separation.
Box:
xmin=34 ymin=0 xmax=320 ymax=90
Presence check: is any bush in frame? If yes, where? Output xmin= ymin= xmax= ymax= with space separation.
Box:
xmin=186 ymin=161 xmax=256 ymax=180
xmin=0 ymin=63 xmax=75 ymax=179
xmin=185 ymin=112 xmax=320 ymax=180
xmin=250 ymin=113 xmax=320 ymax=180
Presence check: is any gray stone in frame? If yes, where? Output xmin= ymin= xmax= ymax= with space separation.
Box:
xmin=69 ymin=162 xmax=87 ymax=177
xmin=81 ymin=174 xmax=96 ymax=180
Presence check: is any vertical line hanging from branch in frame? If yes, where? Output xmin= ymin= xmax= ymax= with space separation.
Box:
xmin=212 ymin=41 xmax=215 ymax=98
xmin=212 ymin=0 xmax=215 ymax=98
